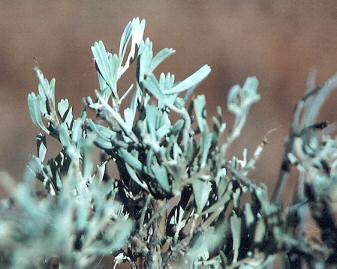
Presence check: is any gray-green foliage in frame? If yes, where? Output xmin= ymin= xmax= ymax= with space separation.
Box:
xmin=1 ymin=17 xmax=337 ymax=269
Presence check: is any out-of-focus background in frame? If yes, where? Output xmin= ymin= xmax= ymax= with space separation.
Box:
xmin=1 ymin=1 xmax=337 ymax=206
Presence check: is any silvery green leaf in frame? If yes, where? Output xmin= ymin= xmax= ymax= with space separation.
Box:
xmin=194 ymin=95 xmax=208 ymax=133
xmin=171 ymin=119 xmax=184 ymax=135
xmin=188 ymin=224 xmax=227 ymax=262
xmin=104 ymin=218 xmax=134 ymax=254
xmin=159 ymin=72 xmax=175 ymax=92
xmin=119 ymin=18 xmax=146 ymax=78
xmin=49 ymin=78 xmax=56 ymax=106
xmin=301 ymin=129 xmax=320 ymax=157
xmin=91 ymin=41 xmax=120 ymax=98
xmin=173 ymin=142 xmax=182 ymax=160
xmin=242 ymin=77 xmax=260 ymax=106
xmin=228 ymin=77 xmax=260 ymax=115
xmin=81 ymin=135 xmax=95 ymax=179
xmin=58 ymin=99 xmax=69 ymax=118
xmin=95 ymin=161 xmax=106 ymax=182
xmin=58 ymin=122 xmax=70 ymax=147
xmin=35 ymin=68 xmax=56 ymax=106
xmin=119 ymin=20 xmax=134 ymax=60
xmin=64 ymin=106 xmax=73 ymax=128
xmin=36 ymin=133 xmax=47 ymax=162
xmin=200 ymin=132 xmax=212 ymax=168
xmin=233 ymin=187 xmax=241 ymax=209
xmin=203 ymin=182 xmax=232 ymax=215
xmin=125 ymin=163 xmax=149 ymax=191
xmin=138 ymin=38 xmax=153 ymax=82
xmin=75 ymin=196 xmax=90 ymax=231
xmin=124 ymin=108 xmax=135 ymax=132
xmin=28 ymin=155 xmax=46 ymax=180
xmin=254 ymin=219 xmax=266 ymax=243
xmin=230 ymin=213 xmax=241 ymax=263
xmin=165 ymin=65 xmax=211 ymax=94
xmin=118 ymin=148 xmax=143 ymax=171
xmin=192 ymin=179 xmax=212 ymax=213
xmin=131 ymin=18 xmax=146 ymax=46
xmin=71 ymin=118 xmax=82 ymax=144
xmin=28 ymin=93 xmax=49 ymax=133
xmin=151 ymin=162 xmax=170 ymax=192
xmin=87 ymin=120 xmax=115 ymax=150
xmin=97 ymin=70 xmax=111 ymax=101
xmin=119 ymin=18 xmax=145 ymax=62
xmin=150 ymin=48 xmax=175 ymax=73
xmin=303 ymin=72 xmax=337 ymax=126
xmin=145 ymin=105 xmax=159 ymax=138
xmin=156 ymin=113 xmax=171 ymax=139
xmin=184 ymin=136 xmax=197 ymax=161
xmin=227 ymin=84 xmax=241 ymax=115
xmin=244 ymin=203 xmax=255 ymax=228
xmin=143 ymin=74 xmax=175 ymax=108
xmin=188 ymin=229 xmax=211 ymax=261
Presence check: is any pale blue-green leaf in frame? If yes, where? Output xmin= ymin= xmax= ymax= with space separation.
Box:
xmin=138 ymin=38 xmax=153 ymax=82
xmin=35 ymin=68 xmax=55 ymax=106
xmin=230 ymin=213 xmax=241 ymax=262
xmin=152 ymin=162 xmax=170 ymax=191
xmin=183 ymin=136 xmax=196 ymax=161
xmin=75 ymin=197 xmax=90 ymax=231
xmin=36 ymin=133 xmax=47 ymax=162
xmin=28 ymin=155 xmax=46 ymax=180
xmin=145 ymin=105 xmax=157 ymax=137
xmin=194 ymin=95 xmax=208 ymax=133
xmin=188 ymin=224 xmax=226 ymax=262
xmin=28 ymin=93 xmax=49 ymax=133
xmin=87 ymin=120 xmax=115 ymax=149
xmin=171 ymin=119 xmax=184 ymax=135
xmin=149 ymin=48 xmax=175 ymax=73
xmin=125 ymin=163 xmax=149 ymax=191
xmin=166 ymin=65 xmax=211 ymax=94
xmin=244 ymin=203 xmax=255 ymax=228
xmin=159 ymin=72 xmax=175 ymax=92
xmin=143 ymin=74 xmax=176 ymax=107
xmin=192 ymin=179 xmax=212 ymax=213
xmin=233 ymin=187 xmax=241 ymax=209
xmin=58 ymin=99 xmax=69 ymax=118
xmin=64 ymin=106 xmax=73 ymax=128
xmin=106 ymin=218 xmax=134 ymax=253
xmin=91 ymin=41 xmax=120 ymax=98
xmin=124 ymin=108 xmax=134 ymax=132
xmin=122 ymin=86 xmax=139 ymax=131
xmin=173 ymin=142 xmax=182 ymax=160
xmin=71 ymin=118 xmax=82 ymax=144
xmin=188 ymin=230 xmax=210 ymax=261
xmin=202 ymin=182 xmax=233 ymax=215
xmin=242 ymin=76 xmax=260 ymax=106
xmin=118 ymin=148 xmax=143 ymax=171
xmin=156 ymin=113 xmax=171 ymax=139
xmin=119 ymin=20 xmax=133 ymax=60
xmin=142 ymin=74 xmax=165 ymax=99
xmin=254 ymin=219 xmax=266 ymax=243
xmin=304 ymin=72 xmax=337 ymax=126
xmin=97 ymin=70 xmax=111 ymax=100
xmin=227 ymin=84 xmax=241 ymax=115
xmin=200 ymin=132 xmax=212 ymax=167
xmin=58 ymin=122 xmax=70 ymax=147
xmin=49 ymin=78 xmax=56 ymax=107
xmin=106 ymin=105 xmax=133 ymax=136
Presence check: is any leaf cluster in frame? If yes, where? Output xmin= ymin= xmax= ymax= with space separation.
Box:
xmin=0 ymin=18 xmax=337 ymax=269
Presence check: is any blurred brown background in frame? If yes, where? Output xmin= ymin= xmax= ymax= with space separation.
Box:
xmin=1 ymin=1 xmax=337 ymax=202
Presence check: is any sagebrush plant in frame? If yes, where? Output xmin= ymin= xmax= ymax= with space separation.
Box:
xmin=0 ymin=18 xmax=337 ymax=269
